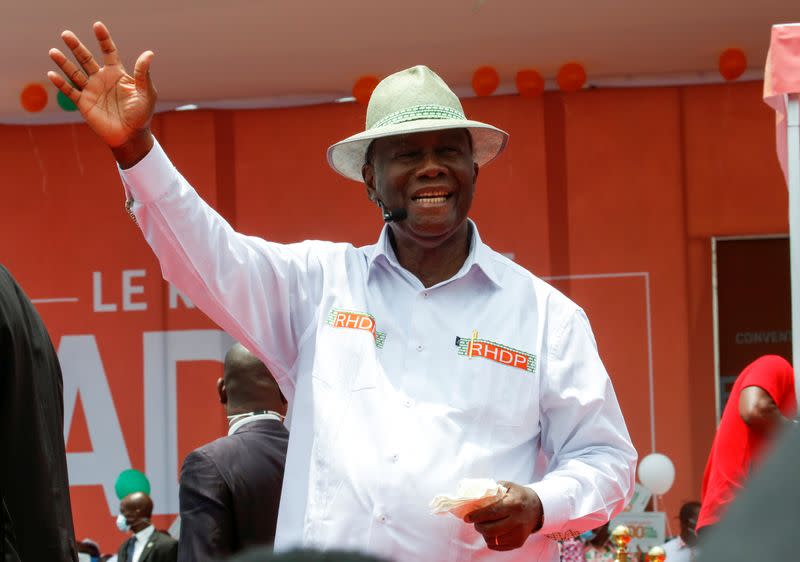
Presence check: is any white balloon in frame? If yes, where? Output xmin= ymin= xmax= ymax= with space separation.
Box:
xmin=637 ymin=453 xmax=675 ymax=495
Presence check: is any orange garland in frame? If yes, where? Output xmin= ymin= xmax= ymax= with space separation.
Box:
xmin=20 ymin=83 xmax=48 ymax=112
xmin=719 ymin=48 xmax=747 ymax=81
xmin=352 ymin=75 xmax=380 ymax=106
xmin=516 ymin=69 xmax=545 ymax=97
xmin=557 ymin=62 xmax=586 ymax=93
xmin=472 ymin=66 xmax=500 ymax=97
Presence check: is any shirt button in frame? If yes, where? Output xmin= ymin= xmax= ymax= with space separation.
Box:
xmin=391 ymin=454 xmax=399 ymax=463
xmin=423 ymin=292 xmax=429 ymax=298
xmin=416 ymin=344 xmax=424 ymax=352
xmin=404 ymin=398 xmax=413 ymax=408
xmin=378 ymin=514 xmax=387 ymax=523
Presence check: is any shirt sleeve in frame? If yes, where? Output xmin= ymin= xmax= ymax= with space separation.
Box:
xmin=119 ymin=139 xmax=325 ymax=397
xmin=527 ymin=308 xmax=637 ymax=537
xmin=739 ymin=355 xmax=796 ymax=416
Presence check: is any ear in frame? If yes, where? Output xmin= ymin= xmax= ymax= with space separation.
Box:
xmin=278 ymin=392 xmax=289 ymax=416
xmin=217 ymin=377 xmax=227 ymax=404
xmin=362 ymin=163 xmax=378 ymax=204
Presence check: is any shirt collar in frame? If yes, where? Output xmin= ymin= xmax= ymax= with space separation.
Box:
xmin=366 ymin=219 xmax=503 ymax=289
xmin=134 ymin=524 xmax=155 ymax=543
xmin=228 ymin=411 xmax=284 ymax=436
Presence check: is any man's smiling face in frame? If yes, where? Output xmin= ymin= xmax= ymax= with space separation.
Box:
xmin=363 ymin=128 xmax=478 ymax=250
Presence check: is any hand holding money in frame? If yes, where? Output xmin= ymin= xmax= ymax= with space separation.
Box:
xmin=430 ymin=478 xmax=508 ymax=519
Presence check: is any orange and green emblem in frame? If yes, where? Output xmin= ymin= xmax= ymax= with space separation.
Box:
xmin=326 ymin=308 xmax=386 ymax=348
xmin=455 ymin=330 xmax=536 ymax=373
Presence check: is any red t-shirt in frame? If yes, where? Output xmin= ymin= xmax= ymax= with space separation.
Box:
xmin=697 ymin=355 xmax=796 ymax=529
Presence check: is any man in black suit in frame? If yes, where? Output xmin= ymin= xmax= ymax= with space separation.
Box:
xmin=0 ymin=264 xmax=77 ymax=561
xmin=116 ymin=492 xmax=177 ymax=562
xmin=178 ymin=343 xmax=289 ymax=561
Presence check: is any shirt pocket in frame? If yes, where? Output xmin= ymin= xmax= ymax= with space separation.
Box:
xmin=311 ymin=322 xmax=380 ymax=393
xmin=449 ymin=355 xmax=539 ymax=431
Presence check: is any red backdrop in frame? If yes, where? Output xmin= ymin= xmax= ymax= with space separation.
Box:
xmin=0 ymin=80 xmax=788 ymax=552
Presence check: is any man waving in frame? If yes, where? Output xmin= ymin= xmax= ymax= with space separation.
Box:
xmin=48 ymin=23 xmax=636 ymax=562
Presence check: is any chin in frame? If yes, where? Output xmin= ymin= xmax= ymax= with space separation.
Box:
xmin=404 ymin=222 xmax=461 ymax=245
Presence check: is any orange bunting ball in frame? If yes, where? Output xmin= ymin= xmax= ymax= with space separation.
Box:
xmin=515 ymin=69 xmax=545 ymax=97
xmin=20 ymin=83 xmax=48 ymax=113
xmin=718 ymin=48 xmax=747 ymax=81
xmin=557 ymin=62 xmax=586 ymax=93
xmin=353 ymin=75 xmax=380 ymax=106
xmin=472 ymin=66 xmax=500 ymax=97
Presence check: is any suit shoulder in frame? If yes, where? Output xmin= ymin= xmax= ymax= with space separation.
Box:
xmin=234 ymin=419 xmax=289 ymax=438
xmin=152 ymin=530 xmax=178 ymax=558
xmin=152 ymin=530 xmax=178 ymax=551
xmin=182 ymin=437 xmax=230 ymax=471
xmin=184 ymin=424 xmax=287 ymax=466
xmin=180 ymin=441 xmax=227 ymax=482
xmin=155 ymin=529 xmax=177 ymax=542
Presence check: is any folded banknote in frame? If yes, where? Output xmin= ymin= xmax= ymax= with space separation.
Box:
xmin=430 ymin=478 xmax=508 ymax=519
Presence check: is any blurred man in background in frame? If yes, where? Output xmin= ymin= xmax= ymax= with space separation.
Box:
xmin=661 ymin=501 xmax=700 ymax=562
xmin=178 ymin=343 xmax=289 ymax=561
xmin=697 ymin=355 xmax=796 ymax=533
xmin=116 ymin=492 xmax=177 ymax=562
xmin=77 ymin=538 xmax=102 ymax=562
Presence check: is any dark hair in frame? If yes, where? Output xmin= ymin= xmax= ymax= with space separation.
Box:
xmin=76 ymin=541 xmax=101 ymax=557
xmin=364 ymin=140 xmax=376 ymax=167
xmin=679 ymin=501 xmax=701 ymax=524
xmin=223 ymin=547 xmax=390 ymax=562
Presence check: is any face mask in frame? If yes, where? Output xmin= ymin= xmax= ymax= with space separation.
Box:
xmin=116 ymin=513 xmax=130 ymax=533
xmin=580 ymin=530 xmax=596 ymax=542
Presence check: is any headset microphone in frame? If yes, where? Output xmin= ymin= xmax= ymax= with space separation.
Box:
xmin=376 ymin=200 xmax=408 ymax=223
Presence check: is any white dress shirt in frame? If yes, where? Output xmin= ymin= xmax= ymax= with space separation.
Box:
xmin=662 ymin=536 xmax=695 ymax=562
xmin=131 ymin=524 xmax=155 ymax=562
xmin=228 ymin=411 xmax=285 ymax=436
xmin=120 ymin=139 xmax=636 ymax=562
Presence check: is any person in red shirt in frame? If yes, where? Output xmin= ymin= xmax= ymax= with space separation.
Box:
xmin=697 ymin=355 xmax=796 ymax=532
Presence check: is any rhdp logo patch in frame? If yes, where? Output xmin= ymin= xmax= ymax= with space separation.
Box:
xmin=326 ymin=308 xmax=386 ymax=348
xmin=455 ymin=330 xmax=536 ymax=373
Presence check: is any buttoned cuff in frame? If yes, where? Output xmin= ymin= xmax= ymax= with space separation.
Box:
xmin=118 ymin=138 xmax=178 ymax=204
xmin=526 ymin=477 xmax=575 ymax=536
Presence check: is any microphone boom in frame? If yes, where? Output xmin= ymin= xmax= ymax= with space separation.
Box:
xmin=383 ymin=207 xmax=408 ymax=222
xmin=377 ymin=200 xmax=408 ymax=222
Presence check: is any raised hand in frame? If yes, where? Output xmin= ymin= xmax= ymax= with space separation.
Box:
xmin=48 ymin=22 xmax=156 ymax=160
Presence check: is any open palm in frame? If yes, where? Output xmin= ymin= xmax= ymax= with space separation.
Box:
xmin=48 ymin=22 xmax=156 ymax=148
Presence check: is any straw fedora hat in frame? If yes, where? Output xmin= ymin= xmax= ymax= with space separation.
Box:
xmin=327 ymin=65 xmax=509 ymax=181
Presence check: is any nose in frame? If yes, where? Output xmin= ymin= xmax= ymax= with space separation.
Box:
xmin=416 ymin=150 xmax=447 ymax=179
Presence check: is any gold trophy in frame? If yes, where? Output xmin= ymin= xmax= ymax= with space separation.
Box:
xmin=611 ymin=525 xmax=632 ymax=562
xmin=646 ymin=546 xmax=666 ymax=562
